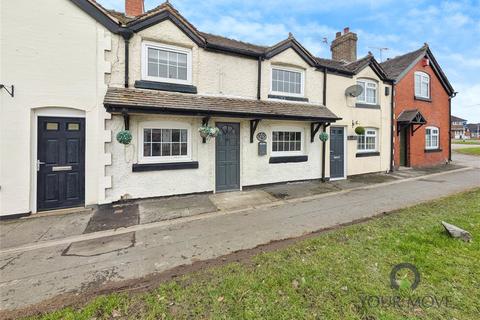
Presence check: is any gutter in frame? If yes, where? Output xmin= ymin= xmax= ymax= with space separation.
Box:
xmin=390 ymin=84 xmax=395 ymax=172
xmin=119 ymin=28 xmax=134 ymax=88
xmin=448 ymin=91 xmax=458 ymax=161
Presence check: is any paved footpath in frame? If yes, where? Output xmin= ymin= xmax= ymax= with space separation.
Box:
xmin=0 ymin=164 xmax=479 ymax=312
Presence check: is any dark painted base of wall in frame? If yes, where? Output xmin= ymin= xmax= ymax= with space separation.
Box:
xmin=0 ymin=212 xmax=31 ymax=221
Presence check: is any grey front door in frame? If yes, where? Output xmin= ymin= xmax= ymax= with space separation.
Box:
xmin=330 ymin=127 xmax=345 ymax=179
xmin=37 ymin=117 xmax=85 ymax=211
xmin=215 ymin=122 xmax=240 ymax=192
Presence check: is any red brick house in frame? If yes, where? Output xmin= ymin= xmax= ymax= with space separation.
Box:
xmin=381 ymin=44 xmax=455 ymax=168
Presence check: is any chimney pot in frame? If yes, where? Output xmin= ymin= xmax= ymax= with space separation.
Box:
xmin=335 ymin=31 xmax=341 ymax=38
xmin=343 ymin=27 xmax=350 ymax=34
xmin=126 ymin=0 xmax=144 ymax=17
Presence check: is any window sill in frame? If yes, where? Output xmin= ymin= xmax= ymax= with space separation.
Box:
xmin=424 ymin=148 xmax=442 ymax=153
xmin=269 ymin=155 xmax=308 ymax=163
xmin=135 ymin=80 xmax=197 ymax=94
xmin=356 ymin=151 xmax=380 ymax=158
xmin=414 ymin=96 xmax=432 ymax=102
xmin=268 ymin=94 xmax=309 ymax=102
xmin=355 ymin=103 xmax=381 ymax=109
xmin=132 ymin=161 xmax=199 ymax=172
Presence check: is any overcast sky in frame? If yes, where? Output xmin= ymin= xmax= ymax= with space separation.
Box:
xmin=98 ymin=0 xmax=480 ymax=122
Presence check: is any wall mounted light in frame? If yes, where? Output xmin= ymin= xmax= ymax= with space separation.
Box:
xmin=0 ymin=84 xmax=14 ymax=97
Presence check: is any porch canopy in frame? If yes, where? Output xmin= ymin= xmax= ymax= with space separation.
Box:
xmin=397 ymin=109 xmax=427 ymax=135
xmin=103 ymin=87 xmax=340 ymax=123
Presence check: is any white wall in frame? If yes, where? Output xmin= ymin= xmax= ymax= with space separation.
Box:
xmin=0 ymin=0 xmax=111 ymax=216
xmin=105 ymin=115 xmax=324 ymax=202
xmin=326 ymin=66 xmax=392 ymax=176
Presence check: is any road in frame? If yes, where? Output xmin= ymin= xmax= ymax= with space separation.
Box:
xmin=0 ymin=154 xmax=479 ymax=313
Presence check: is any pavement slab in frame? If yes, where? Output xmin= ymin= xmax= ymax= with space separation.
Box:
xmin=63 ymin=232 xmax=135 ymax=257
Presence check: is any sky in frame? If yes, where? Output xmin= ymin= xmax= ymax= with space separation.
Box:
xmin=98 ymin=0 xmax=480 ymax=123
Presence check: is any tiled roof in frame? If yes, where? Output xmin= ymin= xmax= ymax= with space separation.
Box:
xmin=466 ymin=123 xmax=479 ymax=132
xmin=201 ymin=32 xmax=266 ymax=55
xmin=397 ymin=109 xmax=427 ymax=123
xmin=380 ymin=45 xmax=427 ymax=80
xmin=104 ymin=87 xmax=340 ymax=121
xmin=451 ymin=115 xmax=467 ymax=122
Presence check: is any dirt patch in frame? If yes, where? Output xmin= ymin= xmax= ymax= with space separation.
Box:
xmin=0 ymin=211 xmax=397 ymax=320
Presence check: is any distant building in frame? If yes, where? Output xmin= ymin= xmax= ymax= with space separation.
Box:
xmin=451 ymin=115 xmax=467 ymax=139
xmin=466 ymin=123 xmax=480 ymax=139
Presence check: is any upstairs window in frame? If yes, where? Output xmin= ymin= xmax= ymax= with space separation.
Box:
xmin=356 ymin=79 xmax=377 ymax=105
xmin=271 ymin=67 xmax=304 ymax=97
xmin=415 ymin=72 xmax=430 ymax=99
xmin=425 ymin=126 xmax=439 ymax=149
xmin=142 ymin=42 xmax=192 ymax=85
xmin=357 ymin=128 xmax=378 ymax=152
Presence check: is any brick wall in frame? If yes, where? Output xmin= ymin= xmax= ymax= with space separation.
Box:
xmin=393 ymin=58 xmax=450 ymax=168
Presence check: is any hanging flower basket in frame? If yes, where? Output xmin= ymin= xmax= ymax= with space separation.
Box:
xmin=355 ymin=126 xmax=365 ymax=135
xmin=116 ymin=130 xmax=133 ymax=145
xmin=198 ymin=126 xmax=220 ymax=140
xmin=319 ymin=132 xmax=329 ymax=142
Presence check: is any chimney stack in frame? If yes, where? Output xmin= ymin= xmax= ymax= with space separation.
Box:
xmin=126 ymin=0 xmax=144 ymax=17
xmin=330 ymin=27 xmax=357 ymax=63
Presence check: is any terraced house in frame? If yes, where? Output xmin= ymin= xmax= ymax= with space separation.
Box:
xmin=1 ymin=0 xmax=396 ymax=218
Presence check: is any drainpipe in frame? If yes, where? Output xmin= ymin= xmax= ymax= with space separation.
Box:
xmin=321 ymin=123 xmax=331 ymax=182
xmin=120 ymin=28 xmax=134 ymax=88
xmin=448 ymin=91 xmax=458 ymax=162
xmin=257 ymin=56 xmax=262 ymax=100
xmin=323 ymin=67 xmax=327 ymax=106
xmin=390 ymin=84 xmax=395 ymax=172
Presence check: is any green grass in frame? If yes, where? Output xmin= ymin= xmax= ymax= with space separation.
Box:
xmin=452 ymin=139 xmax=480 ymax=145
xmin=27 ymin=189 xmax=480 ymax=320
xmin=455 ymin=147 xmax=480 ymax=156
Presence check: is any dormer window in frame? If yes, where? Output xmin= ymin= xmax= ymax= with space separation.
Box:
xmin=414 ymin=71 xmax=430 ymax=99
xmin=356 ymin=79 xmax=377 ymax=105
xmin=142 ymin=42 xmax=192 ymax=85
xmin=271 ymin=67 xmax=304 ymax=97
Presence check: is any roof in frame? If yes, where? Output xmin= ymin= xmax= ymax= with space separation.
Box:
xmin=70 ymin=0 xmax=390 ymax=79
xmin=397 ymin=109 xmax=427 ymax=124
xmin=466 ymin=123 xmax=480 ymax=132
xmin=380 ymin=44 xmax=454 ymax=95
xmin=451 ymin=115 xmax=467 ymax=122
xmin=104 ymin=87 xmax=340 ymax=121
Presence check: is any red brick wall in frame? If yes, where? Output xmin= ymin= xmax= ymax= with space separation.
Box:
xmin=394 ymin=58 xmax=450 ymax=168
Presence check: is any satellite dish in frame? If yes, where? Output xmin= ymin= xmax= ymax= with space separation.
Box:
xmin=345 ymin=84 xmax=363 ymax=97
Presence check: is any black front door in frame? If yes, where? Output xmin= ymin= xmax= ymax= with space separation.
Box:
xmin=215 ymin=122 xmax=240 ymax=192
xmin=330 ymin=127 xmax=345 ymax=179
xmin=399 ymin=127 xmax=408 ymax=166
xmin=37 ymin=117 xmax=85 ymax=211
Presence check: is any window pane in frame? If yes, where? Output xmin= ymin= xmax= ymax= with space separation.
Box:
xmin=295 ymin=141 xmax=301 ymax=150
xmin=143 ymin=143 xmax=151 ymax=157
xmin=162 ymin=143 xmax=171 ymax=156
xmin=158 ymin=50 xmax=168 ymax=64
xmin=178 ymin=67 xmax=187 ymax=80
xmin=180 ymin=143 xmax=188 ymax=155
xmin=144 ymin=129 xmax=151 ymax=142
xmin=148 ymin=48 xmax=159 ymax=62
xmin=172 ymin=143 xmax=180 ymax=156
xmin=178 ymin=53 xmax=187 ymax=67
xmin=152 ymin=143 xmax=161 ymax=156
xmin=172 ymin=129 xmax=180 ymax=142
xmin=180 ymin=129 xmax=187 ymax=142
xmin=46 ymin=122 xmax=59 ymax=131
xmin=162 ymin=129 xmax=171 ymax=142
xmin=272 ymin=142 xmax=278 ymax=151
xmin=357 ymin=81 xmax=365 ymax=102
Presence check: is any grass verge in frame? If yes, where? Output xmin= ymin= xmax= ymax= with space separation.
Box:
xmin=26 ymin=189 xmax=480 ymax=320
xmin=452 ymin=139 xmax=480 ymax=145
xmin=455 ymin=147 xmax=480 ymax=156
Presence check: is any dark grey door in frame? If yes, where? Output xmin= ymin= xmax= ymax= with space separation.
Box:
xmin=215 ymin=122 xmax=240 ymax=192
xmin=330 ymin=127 xmax=345 ymax=179
xmin=37 ymin=117 xmax=85 ymax=211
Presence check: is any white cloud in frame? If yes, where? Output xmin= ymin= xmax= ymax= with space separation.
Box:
xmin=452 ymin=83 xmax=480 ymax=122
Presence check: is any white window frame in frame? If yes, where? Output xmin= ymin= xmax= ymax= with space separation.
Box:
xmin=425 ymin=126 xmax=439 ymax=150
xmin=270 ymin=66 xmax=305 ymax=98
xmin=414 ymin=71 xmax=430 ymax=99
xmin=271 ymin=126 xmax=305 ymax=156
xmin=357 ymin=128 xmax=378 ymax=153
xmin=356 ymin=79 xmax=378 ymax=105
xmin=138 ymin=120 xmax=192 ymax=164
xmin=141 ymin=41 xmax=192 ymax=85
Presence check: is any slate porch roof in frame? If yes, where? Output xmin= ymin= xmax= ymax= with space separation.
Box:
xmin=104 ymin=87 xmax=340 ymax=122
xmin=397 ymin=109 xmax=427 ymax=124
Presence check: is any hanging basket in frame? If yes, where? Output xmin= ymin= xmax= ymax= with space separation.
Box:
xmin=198 ymin=126 xmax=220 ymax=140
xmin=319 ymin=132 xmax=329 ymax=142
xmin=116 ymin=130 xmax=133 ymax=145
xmin=354 ymin=126 xmax=365 ymax=135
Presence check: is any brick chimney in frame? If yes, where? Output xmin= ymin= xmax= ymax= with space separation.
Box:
xmin=330 ymin=27 xmax=358 ymax=62
xmin=125 ymin=0 xmax=144 ymax=17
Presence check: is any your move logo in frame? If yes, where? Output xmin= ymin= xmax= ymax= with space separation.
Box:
xmin=359 ymin=263 xmax=453 ymax=310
